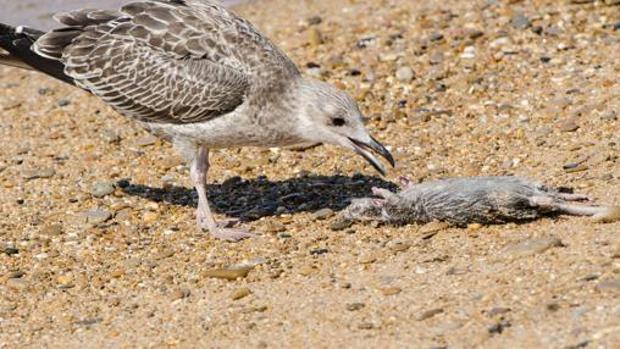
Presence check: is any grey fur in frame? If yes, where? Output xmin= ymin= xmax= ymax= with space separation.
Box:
xmin=342 ymin=176 xmax=619 ymax=227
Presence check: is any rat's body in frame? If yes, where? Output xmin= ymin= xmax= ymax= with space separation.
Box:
xmin=343 ymin=176 xmax=619 ymax=226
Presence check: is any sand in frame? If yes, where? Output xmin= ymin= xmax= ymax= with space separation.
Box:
xmin=0 ymin=0 xmax=619 ymax=348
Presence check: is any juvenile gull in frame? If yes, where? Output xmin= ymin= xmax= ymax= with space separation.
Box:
xmin=341 ymin=176 xmax=620 ymax=226
xmin=0 ymin=0 xmax=394 ymax=241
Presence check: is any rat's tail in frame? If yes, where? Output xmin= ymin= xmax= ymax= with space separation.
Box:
xmin=0 ymin=23 xmax=73 ymax=84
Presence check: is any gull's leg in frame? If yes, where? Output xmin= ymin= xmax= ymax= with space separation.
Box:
xmin=190 ymin=146 xmax=253 ymax=241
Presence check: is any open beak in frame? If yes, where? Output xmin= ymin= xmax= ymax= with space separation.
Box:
xmin=348 ymin=136 xmax=395 ymax=176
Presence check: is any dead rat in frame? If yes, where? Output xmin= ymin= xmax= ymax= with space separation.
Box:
xmin=341 ymin=176 xmax=620 ymax=226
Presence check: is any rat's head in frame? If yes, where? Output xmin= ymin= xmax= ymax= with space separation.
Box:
xmin=293 ymin=78 xmax=394 ymax=175
xmin=341 ymin=198 xmax=386 ymax=222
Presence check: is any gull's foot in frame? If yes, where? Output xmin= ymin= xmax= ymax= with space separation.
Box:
xmin=210 ymin=227 xmax=254 ymax=242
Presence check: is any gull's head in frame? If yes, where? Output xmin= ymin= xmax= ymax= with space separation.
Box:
xmin=293 ymin=78 xmax=395 ymax=175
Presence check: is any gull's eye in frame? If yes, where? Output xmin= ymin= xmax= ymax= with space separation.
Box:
xmin=332 ymin=117 xmax=346 ymax=127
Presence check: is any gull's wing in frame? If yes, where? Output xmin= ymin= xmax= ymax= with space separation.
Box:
xmin=33 ymin=0 xmax=300 ymax=124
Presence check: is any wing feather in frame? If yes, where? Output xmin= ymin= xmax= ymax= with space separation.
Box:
xmin=32 ymin=0 xmax=299 ymax=124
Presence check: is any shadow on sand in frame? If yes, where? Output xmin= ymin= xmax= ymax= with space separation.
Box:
xmin=120 ymin=174 xmax=398 ymax=222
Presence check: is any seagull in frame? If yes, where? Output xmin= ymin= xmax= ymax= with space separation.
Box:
xmin=0 ymin=0 xmax=394 ymax=241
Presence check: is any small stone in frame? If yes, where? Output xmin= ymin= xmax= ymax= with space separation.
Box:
xmin=503 ymin=237 xmax=564 ymax=258
xmin=488 ymin=320 xmax=511 ymax=334
xmin=306 ymin=15 xmax=322 ymax=26
xmin=395 ymin=66 xmax=415 ymax=82
xmin=416 ymin=308 xmax=444 ymax=321
xmin=170 ymin=288 xmax=191 ymax=301
xmin=310 ymin=248 xmax=329 ymax=256
xmin=486 ymin=307 xmax=511 ymax=317
xmin=387 ymin=240 xmax=412 ymax=253
xmin=41 ymin=223 xmax=63 ymax=236
xmin=381 ymin=287 xmax=402 ymax=296
xmin=358 ymin=322 xmax=374 ymax=330
xmin=298 ymin=265 xmax=316 ymax=276
xmin=231 ymin=287 xmax=251 ymax=301
xmin=57 ymin=99 xmax=71 ymax=107
xmin=558 ymin=118 xmax=579 ymax=132
xmin=592 ymin=207 xmax=620 ymax=223
xmin=308 ymin=27 xmax=324 ymax=47
xmin=359 ymin=255 xmax=377 ymax=264
xmin=346 ymin=302 xmax=365 ymax=311
xmin=264 ymin=220 xmax=286 ymax=233
xmin=81 ymin=209 xmax=112 ymax=225
xmin=419 ymin=221 xmax=450 ymax=239
xmin=429 ymin=52 xmax=444 ymax=65
xmin=90 ymin=182 xmax=115 ymax=198
xmin=511 ymin=14 xmax=531 ymax=30
xmin=330 ymin=218 xmax=353 ymax=231
xmin=6 ymin=271 xmax=25 ymax=279
xmin=202 ymin=266 xmax=252 ymax=280
xmin=600 ymin=110 xmax=617 ymax=121
xmin=22 ymin=168 xmax=55 ymax=180
xmin=429 ymin=32 xmax=444 ymax=41
xmin=1 ymin=245 xmax=19 ymax=256
xmin=56 ymin=275 xmax=75 ymax=289
xmin=135 ymin=135 xmax=158 ymax=147
xmin=6 ymin=278 xmax=28 ymax=291
xmin=142 ymin=211 xmax=160 ymax=224
xmin=597 ymin=279 xmax=620 ymax=292
xmin=312 ymin=208 xmax=334 ymax=220
xmin=468 ymin=223 xmax=483 ymax=231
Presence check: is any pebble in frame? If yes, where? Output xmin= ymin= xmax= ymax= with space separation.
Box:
xmin=600 ymin=110 xmax=617 ymax=121
xmin=298 ymin=265 xmax=316 ymax=276
xmin=387 ymin=240 xmax=412 ymax=253
xmin=381 ymin=287 xmax=402 ymax=296
xmin=359 ymin=254 xmax=377 ymax=264
xmin=329 ymin=218 xmax=353 ymax=231
xmin=503 ymin=237 xmax=564 ymax=258
xmin=81 ymin=209 xmax=113 ymax=225
xmin=511 ymin=14 xmax=531 ymax=30
xmin=306 ymin=15 xmax=322 ymax=26
xmin=597 ymin=279 xmax=620 ymax=292
xmin=7 ymin=271 xmax=25 ymax=279
xmin=56 ymin=275 xmax=75 ymax=289
xmin=170 ymin=288 xmax=191 ymax=301
xmin=135 ymin=135 xmax=158 ymax=147
xmin=429 ymin=32 xmax=444 ymax=42
xmin=346 ymin=302 xmax=365 ymax=311
xmin=41 ymin=223 xmax=63 ymax=236
xmin=142 ymin=211 xmax=160 ymax=224
xmin=22 ymin=168 xmax=55 ymax=180
xmin=486 ymin=307 xmax=511 ymax=317
xmin=57 ymin=99 xmax=71 ymax=107
xmin=264 ymin=220 xmax=286 ymax=233
xmin=558 ymin=118 xmax=580 ymax=132
xmin=231 ymin=287 xmax=252 ymax=301
xmin=202 ymin=266 xmax=252 ymax=280
xmin=416 ymin=308 xmax=444 ymax=321
xmin=312 ymin=208 xmax=334 ymax=220
xmin=308 ymin=27 xmax=324 ymax=46
xmin=395 ymin=66 xmax=415 ymax=82
xmin=90 ymin=182 xmax=115 ymax=198
xmin=6 ymin=278 xmax=28 ymax=291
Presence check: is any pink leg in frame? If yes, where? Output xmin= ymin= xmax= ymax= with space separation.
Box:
xmin=190 ymin=146 xmax=253 ymax=242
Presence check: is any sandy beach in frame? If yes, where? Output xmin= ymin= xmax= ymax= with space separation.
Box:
xmin=0 ymin=0 xmax=619 ymax=347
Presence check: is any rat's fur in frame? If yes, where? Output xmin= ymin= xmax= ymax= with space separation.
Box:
xmin=342 ymin=176 xmax=619 ymax=226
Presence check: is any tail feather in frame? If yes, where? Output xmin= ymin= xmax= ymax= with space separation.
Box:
xmin=0 ymin=23 xmax=74 ymax=85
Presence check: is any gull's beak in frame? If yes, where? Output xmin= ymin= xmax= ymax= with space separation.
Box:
xmin=348 ymin=135 xmax=395 ymax=176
